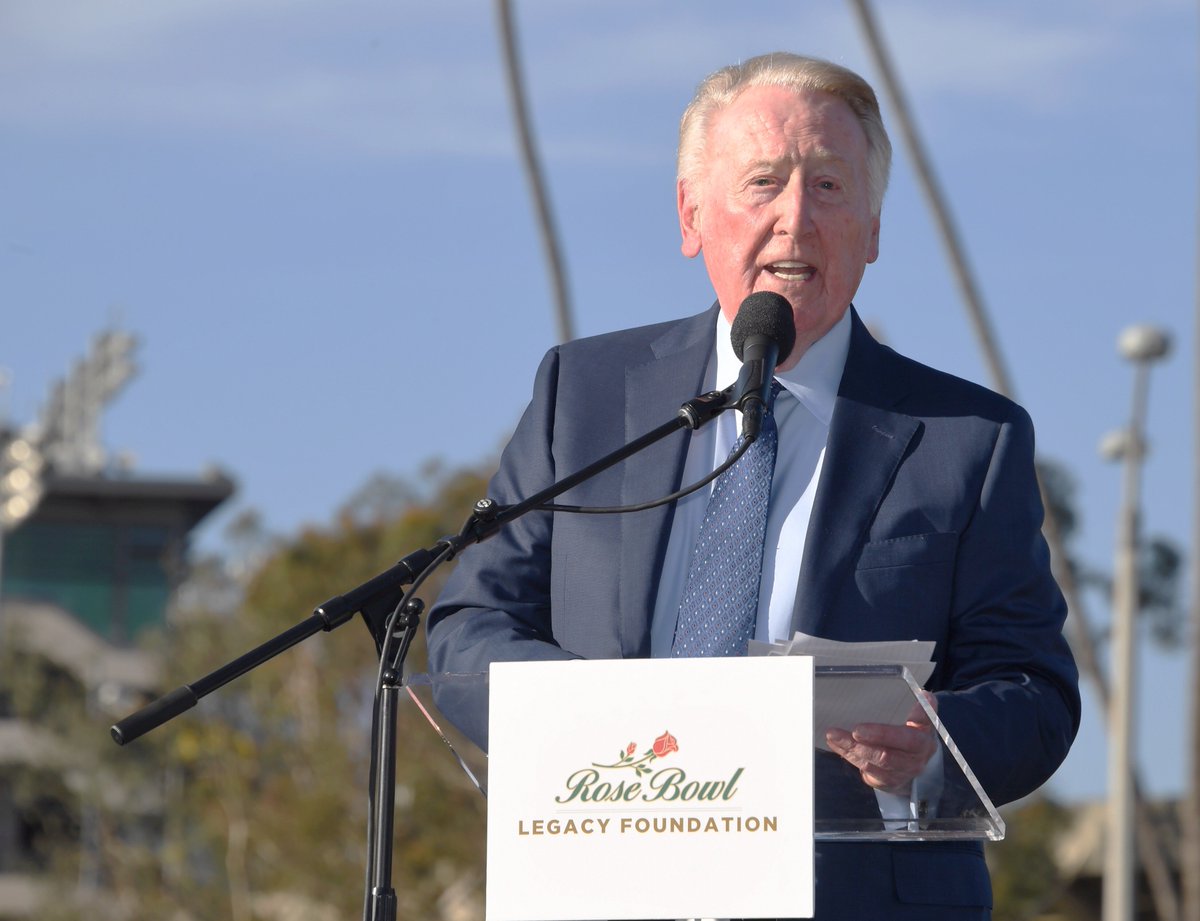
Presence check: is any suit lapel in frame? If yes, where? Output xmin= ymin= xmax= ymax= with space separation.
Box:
xmin=792 ymin=311 xmax=919 ymax=638
xmin=617 ymin=307 xmax=717 ymax=656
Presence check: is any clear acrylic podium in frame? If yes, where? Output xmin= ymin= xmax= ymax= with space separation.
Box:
xmin=402 ymin=665 xmax=1004 ymax=843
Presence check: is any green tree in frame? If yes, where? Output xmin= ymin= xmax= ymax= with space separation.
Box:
xmin=17 ymin=462 xmax=492 ymax=920
xmin=988 ymin=796 xmax=1082 ymax=921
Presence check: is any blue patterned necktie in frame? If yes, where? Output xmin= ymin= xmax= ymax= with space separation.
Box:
xmin=671 ymin=381 xmax=782 ymax=657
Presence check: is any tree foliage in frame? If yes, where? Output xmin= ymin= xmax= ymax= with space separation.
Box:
xmin=1038 ymin=457 xmax=1184 ymax=651
xmin=15 ymin=463 xmax=492 ymax=920
xmin=988 ymin=796 xmax=1081 ymax=921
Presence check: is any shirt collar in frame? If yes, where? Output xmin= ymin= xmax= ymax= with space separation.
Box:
xmin=714 ymin=307 xmax=851 ymax=427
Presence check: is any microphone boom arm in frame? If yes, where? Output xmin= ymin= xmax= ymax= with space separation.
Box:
xmin=108 ymin=385 xmax=738 ymax=747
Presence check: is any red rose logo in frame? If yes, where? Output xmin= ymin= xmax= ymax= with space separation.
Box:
xmin=652 ymin=731 xmax=678 ymax=758
xmin=592 ymin=731 xmax=679 ymax=775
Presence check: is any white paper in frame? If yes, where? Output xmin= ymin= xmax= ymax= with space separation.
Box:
xmin=749 ymin=632 xmax=936 ymax=751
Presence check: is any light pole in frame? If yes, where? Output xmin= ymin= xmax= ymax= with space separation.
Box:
xmin=1100 ymin=323 xmax=1172 ymax=921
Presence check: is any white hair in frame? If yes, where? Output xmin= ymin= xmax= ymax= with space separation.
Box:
xmin=677 ymin=52 xmax=892 ymax=215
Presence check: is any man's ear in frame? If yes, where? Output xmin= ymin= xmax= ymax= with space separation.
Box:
xmin=677 ymin=178 xmax=703 ymax=258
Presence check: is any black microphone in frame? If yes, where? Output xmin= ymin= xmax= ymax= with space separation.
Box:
xmin=730 ymin=292 xmax=796 ymax=440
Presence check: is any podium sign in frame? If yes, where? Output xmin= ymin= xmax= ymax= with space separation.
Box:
xmin=486 ymin=657 xmax=815 ymax=921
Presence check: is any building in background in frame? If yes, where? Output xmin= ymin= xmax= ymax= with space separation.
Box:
xmin=0 ymin=330 xmax=234 ymax=918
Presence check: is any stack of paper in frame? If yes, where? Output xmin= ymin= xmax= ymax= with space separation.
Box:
xmin=749 ymin=631 xmax=938 ymax=751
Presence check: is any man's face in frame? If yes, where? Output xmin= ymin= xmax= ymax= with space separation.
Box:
xmin=678 ymin=85 xmax=880 ymax=368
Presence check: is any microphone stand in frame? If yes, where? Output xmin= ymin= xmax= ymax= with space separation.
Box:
xmin=108 ymin=384 xmax=739 ymax=920
xmin=364 ymin=595 xmax=424 ymax=921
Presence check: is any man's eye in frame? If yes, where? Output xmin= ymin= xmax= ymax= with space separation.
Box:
xmin=816 ymin=180 xmax=838 ymax=191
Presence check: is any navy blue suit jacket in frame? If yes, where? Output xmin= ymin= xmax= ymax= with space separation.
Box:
xmin=427 ymin=305 xmax=1080 ymax=919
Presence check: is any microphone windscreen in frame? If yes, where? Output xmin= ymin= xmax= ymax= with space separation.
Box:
xmin=730 ymin=292 xmax=797 ymax=366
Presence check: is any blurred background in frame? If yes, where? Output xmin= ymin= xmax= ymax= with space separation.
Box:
xmin=0 ymin=1 xmax=1194 ymax=919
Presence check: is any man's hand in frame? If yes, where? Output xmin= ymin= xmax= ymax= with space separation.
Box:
xmin=825 ymin=691 xmax=938 ymax=795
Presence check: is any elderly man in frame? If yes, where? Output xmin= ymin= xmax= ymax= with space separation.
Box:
xmin=428 ymin=52 xmax=1079 ymax=919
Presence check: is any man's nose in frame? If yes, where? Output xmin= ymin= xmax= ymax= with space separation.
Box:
xmin=774 ymin=182 xmax=814 ymax=237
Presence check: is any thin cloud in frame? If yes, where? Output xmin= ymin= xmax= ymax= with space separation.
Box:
xmin=876 ymin=3 xmax=1114 ymax=110
xmin=0 ymin=1 xmax=510 ymax=159
xmin=0 ymin=0 xmax=1189 ymax=163
xmin=2 ymin=0 xmax=312 ymax=62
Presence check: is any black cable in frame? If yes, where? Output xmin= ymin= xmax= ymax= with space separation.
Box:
xmin=531 ymin=432 xmax=755 ymax=515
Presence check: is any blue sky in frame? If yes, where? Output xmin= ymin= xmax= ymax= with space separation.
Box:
xmin=2 ymin=0 xmax=1195 ymax=803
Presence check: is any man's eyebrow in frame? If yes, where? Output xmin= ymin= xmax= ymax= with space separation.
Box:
xmin=743 ymin=157 xmax=785 ymax=173
xmin=807 ymin=146 xmax=850 ymax=166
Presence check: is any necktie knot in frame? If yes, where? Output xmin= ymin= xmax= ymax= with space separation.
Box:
xmin=765 ymin=379 xmax=783 ymax=411
xmin=754 ymin=379 xmax=784 ymax=431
